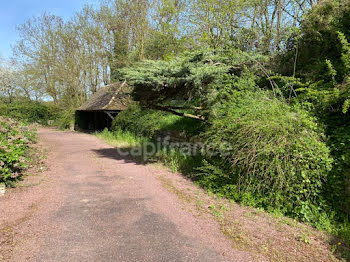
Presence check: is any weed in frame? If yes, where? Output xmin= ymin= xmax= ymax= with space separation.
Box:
xmin=297 ymin=233 xmax=312 ymax=245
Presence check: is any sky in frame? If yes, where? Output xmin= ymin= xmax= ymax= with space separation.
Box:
xmin=0 ymin=0 xmax=99 ymax=59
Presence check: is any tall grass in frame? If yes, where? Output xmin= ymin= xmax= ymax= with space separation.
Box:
xmin=95 ymin=128 xmax=202 ymax=173
xmin=95 ymin=128 xmax=149 ymax=148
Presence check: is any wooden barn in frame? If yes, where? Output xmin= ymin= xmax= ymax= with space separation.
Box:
xmin=75 ymin=82 xmax=132 ymax=131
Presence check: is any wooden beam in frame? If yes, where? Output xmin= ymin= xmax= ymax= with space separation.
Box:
xmin=104 ymin=111 xmax=115 ymax=120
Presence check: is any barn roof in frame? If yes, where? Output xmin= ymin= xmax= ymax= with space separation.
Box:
xmin=78 ymin=82 xmax=132 ymax=111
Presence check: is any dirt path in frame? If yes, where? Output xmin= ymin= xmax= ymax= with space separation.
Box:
xmin=0 ymin=128 xmax=256 ymax=262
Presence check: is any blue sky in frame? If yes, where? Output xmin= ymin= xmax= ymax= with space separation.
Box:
xmin=0 ymin=0 xmax=99 ymax=59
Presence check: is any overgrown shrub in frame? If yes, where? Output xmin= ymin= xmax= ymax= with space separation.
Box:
xmin=112 ymin=103 xmax=204 ymax=138
xmin=201 ymin=91 xmax=333 ymax=222
xmin=276 ymin=0 xmax=350 ymax=219
xmin=111 ymin=103 xmax=170 ymax=137
xmin=0 ymin=100 xmax=60 ymax=125
xmin=54 ymin=107 xmax=75 ymax=130
xmin=0 ymin=117 xmax=35 ymax=187
xmin=322 ymin=115 xmax=350 ymax=214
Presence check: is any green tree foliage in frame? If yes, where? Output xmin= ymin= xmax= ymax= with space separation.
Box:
xmin=99 ymin=0 xmax=151 ymax=77
xmin=145 ymin=0 xmax=187 ymax=60
xmin=118 ymin=51 xmax=228 ymax=117
xmin=280 ymin=0 xmax=350 ymax=79
xmin=117 ymin=50 xmax=264 ymax=120
xmin=13 ymin=11 xmax=108 ymax=107
xmin=9 ymin=0 xmax=318 ymax=108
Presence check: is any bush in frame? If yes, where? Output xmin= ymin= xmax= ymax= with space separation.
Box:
xmin=55 ymin=107 xmax=75 ymax=130
xmin=202 ymin=90 xmax=333 ymax=221
xmin=0 ymin=100 xmax=60 ymax=125
xmin=322 ymin=116 xmax=350 ymax=214
xmin=0 ymin=117 xmax=35 ymax=187
xmin=111 ymin=103 xmax=203 ymax=138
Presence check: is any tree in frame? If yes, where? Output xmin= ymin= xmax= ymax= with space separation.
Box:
xmin=98 ymin=0 xmax=151 ymax=80
xmin=13 ymin=13 xmax=64 ymax=103
xmin=118 ymin=50 xmax=263 ymax=120
xmin=144 ymin=0 xmax=187 ymax=60
xmin=0 ymin=59 xmax=22 ymax=102
xmin=13 ymin=8 xmax=113 ymax=107
xmin=189 ymin=0 xmax=246 ymax=49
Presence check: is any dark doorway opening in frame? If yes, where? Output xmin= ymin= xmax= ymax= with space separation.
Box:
xmin=75 ymin=110 xmax=121 ymax=131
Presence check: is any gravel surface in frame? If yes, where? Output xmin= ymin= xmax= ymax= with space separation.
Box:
xmin=0 ymin=128 xmax=254 ymax=262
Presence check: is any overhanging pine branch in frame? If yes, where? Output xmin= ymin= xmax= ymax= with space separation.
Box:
xmin=164 ymin=105 xmax=203 ymax=110
xmin=149 ymin=104 xmax=206 ymax=121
